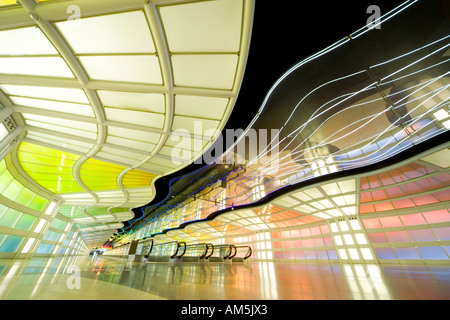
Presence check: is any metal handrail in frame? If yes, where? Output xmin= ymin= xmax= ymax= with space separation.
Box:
xmin=234 ymin=245 xmax=252 ymax=260
xmin=173 ymin=241 xmax=187 ymax=259
xmin=228 ymin=245 xmax=237 ymax=259
xmin=213 ymin=244 xmax=234 ymax=259
xmin=205 ymin=243 xmax=214 ymax=259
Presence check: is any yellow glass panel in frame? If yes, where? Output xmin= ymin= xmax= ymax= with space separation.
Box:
xmin=80 ymin=158 xmax=125 ymax=191
xmin=122 ymin=169 xmax=157 ymax=189
xmin=18 ymin=142 xmax=84 ymax=193
xmin=0 ymin=0 xmax=17 ymax=7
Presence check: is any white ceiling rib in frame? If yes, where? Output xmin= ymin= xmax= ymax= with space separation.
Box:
xmin=0 ymin=0 xmax=254 ymax=246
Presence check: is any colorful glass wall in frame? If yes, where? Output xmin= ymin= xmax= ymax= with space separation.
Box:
xmin=0 ymin=156 xmax=89 ymax=258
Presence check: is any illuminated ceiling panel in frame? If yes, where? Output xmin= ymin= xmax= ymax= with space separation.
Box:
xmin=0 ymin=0 xmax=254 ymax=246
xmin=18 ymin=142 xmax=84 ymax=194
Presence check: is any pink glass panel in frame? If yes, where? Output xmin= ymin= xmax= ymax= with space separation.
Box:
xmin=320 ymin=224 xmax=330 ymax=234
xmin=412 ymin=194 xmax=439 ymax=206
xmin=423 ymin=210 xmax=450 ymax=224
xmin=408 ymin=229 xmax=436 ymax=242
xmin=368 ymin=232 xmax=389 ymax=243
xmin=386 ymin=231 xmax=410 ymax=243
xmin=362 ymin=218 xmax=381 ymax=229
xmin=379 ymin=216 xmax=403 ymax=227
xmin=433 ymin=227 xmax=450 ymax=240
xmin=400 ymin=213 xmax=426 ymax=226
xmin=392 ymin=198 xmax=416 ymax=209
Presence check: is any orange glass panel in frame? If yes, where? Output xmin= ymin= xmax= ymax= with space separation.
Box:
xmin=378 ymin=172 xmax=396 ymax=186
xmin=360 ymin=192 xmax=372 ymax=203
xmin=372 ymin=189 xmax=388 ymax=201
xmin=392 ymin=198 xmax=416 ymax=209
xmin=374 ymin=201 xmax=394 ymax=212
xmin=385 ymin=186 xmax=406 ymax=198
xmin=360 ymin=177 xmax=370 ymax=190
xmin=368 ymin=175 xmax=382 ymax=188
xmin=360 ymin=204 xmax=375 ymax=214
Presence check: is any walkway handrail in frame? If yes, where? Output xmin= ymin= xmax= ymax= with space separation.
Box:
xmin=143 ymin=238 xmax=154 ymax=258
xmin=173 ymin=241 xmax=187 ymax=259
xmin=228 ymin=245 xmax=237 ymax=259
xmin=235 ymin=245 xmax=252 ymax=260
xmin=205 ymin=243 xmax=214 ymax=259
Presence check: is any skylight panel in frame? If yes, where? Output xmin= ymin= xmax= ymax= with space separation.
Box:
xmin=107 ymin=126 xmax=161 ymax=144
xmin=97 ymin=90 xmax=165 ymax=114
xmin=0 ymin=85 xmax=89 ymax=104
xmin=174 ymin=95 xmax=229 ymax=120
xmin=0 ymin=57 xmax=74 ymax=78
xmin=0 ymin=27 xmax=58 ymax=55
xmin=11 ymin=96 xmax=94 ymax=117
xmin=171 ymin=54 xmax=238 ymax=89
xmin=0 ymin=123 xmax=7 ymax=141
xmin=23 ymin=114 xmax=98 ymax=140
xmin=159 ymin=0 xmax=242 ymax=52
xmin=171 ymin=115 xmax=220 ymax=137
xmin=104 ymin=107 xmax=165 ymax=129
xmin=55 ymin=11 xmax=156 ymax=54
xmin=79 ymin=55 xmax=162 ymax=84
xmin=106 ymin=135 xmax=156 ymax=153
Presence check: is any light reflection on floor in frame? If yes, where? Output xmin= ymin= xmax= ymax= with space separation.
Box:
xmin=0 ymin=255 xmax=449 ymax=300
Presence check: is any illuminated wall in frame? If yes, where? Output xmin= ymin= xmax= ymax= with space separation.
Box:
xmin=136 ymin=146 xmax=449 ymax=266
xmin=0 ymin=156 xmax=89 ymax=258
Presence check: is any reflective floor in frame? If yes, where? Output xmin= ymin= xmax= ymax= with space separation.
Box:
xmin=0 ymin=255 xmax=449 ymax=300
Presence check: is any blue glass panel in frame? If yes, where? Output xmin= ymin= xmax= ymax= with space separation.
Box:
xmin=418 ymin=246 xmax=449 ymax=260
xmin=394 ymin=247 xmax=421 ymax=260
xmin=375 ymin=247 xmax=396 ymax=259
xmin=0 ymin=235 xmax=24 ymax=252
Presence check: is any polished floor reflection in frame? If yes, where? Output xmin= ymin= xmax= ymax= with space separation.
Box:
xmin=0 ymin=255 xmax=449 ymax=300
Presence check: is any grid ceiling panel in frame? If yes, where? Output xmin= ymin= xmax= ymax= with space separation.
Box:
xmin=0 ymin=0 xmax=254 ymax=245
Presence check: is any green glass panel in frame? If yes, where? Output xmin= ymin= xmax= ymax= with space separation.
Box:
xmin=14 ymin=214 xmax=37 ymax=231
xmin=0 ymin=233 xmax=6 ymax=246
xmin=0 ymin=203 xmax=8 ymax=218
xmin=0 ymin=170 xmax=14 ymax=193
xmin=58 ymin=206 xmax=87 ymax=218
xmin=3 ymin=179 xmax=24 ymax=200
xmin=44 ymin=230 xmax=60 ymax=242
xmin=0 ymin=235 xmax=24 ymax=252
xmin=0 ymin=159 xmax=6 ymax=175
xmin=15 ymin=188 xmax=36 ymax=207
xmin=29 ymin=195 xmax=48 ymax=212
xmin=0 ymin=208 xmax=22 ymax=228
xmin=36 ymin=243 xmax=54 ymax=254
xmin=85 ymin=207 xmax=109 ymax=216
xmin=50 ymin=218 xmax=66 ymax=230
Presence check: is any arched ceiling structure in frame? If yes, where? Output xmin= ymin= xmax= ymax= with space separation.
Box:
xmin=0 ymin=0 xmax=255 ymax=247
